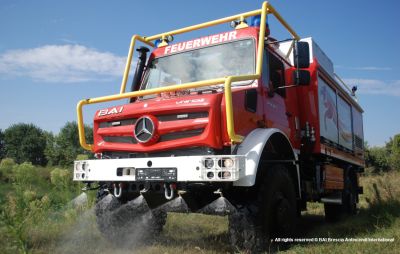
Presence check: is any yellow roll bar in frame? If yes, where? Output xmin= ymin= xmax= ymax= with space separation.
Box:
xmin=77 ymin=1 xmax=300 ymax=151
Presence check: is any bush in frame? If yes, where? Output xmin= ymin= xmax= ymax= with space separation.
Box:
xmin=0 ymin=158 xmax=16 ymax=181
xmin=13 ymin=162 xmax=39 ymax=186
xmin=50 ymin=168 xmax=71 ymax=190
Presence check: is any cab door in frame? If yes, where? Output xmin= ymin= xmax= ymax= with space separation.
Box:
xmin=262 ymin=49 xmax=290 ymax=135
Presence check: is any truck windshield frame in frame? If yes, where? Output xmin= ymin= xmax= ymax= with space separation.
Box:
xmin=140 ymin=38 xmax=256 ymax=91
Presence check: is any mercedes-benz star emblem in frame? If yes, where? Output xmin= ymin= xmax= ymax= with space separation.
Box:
xmin=134 ymin=116 xmax=155 ymax=143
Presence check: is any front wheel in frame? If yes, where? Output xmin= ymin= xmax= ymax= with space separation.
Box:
xmin=94 ymin=189 xmax=167 ymax=246
xmin=228 ymin=165 xmax=297 ymax=252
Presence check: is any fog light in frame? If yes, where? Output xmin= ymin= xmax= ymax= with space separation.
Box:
xmin=224 ymin=158 xmax=234 ymax=168
xmin=218 ymin=171 xmax=231 ymax=179
xmin=207 ymin=172 xmax=214 ymax=179
xmin=205 ymin=158 xmax=214 ymax=169
xmin=82 ymin=162 xmax=88 ymax=171
xmin=223 ymin=171 xmax=231 ymax=178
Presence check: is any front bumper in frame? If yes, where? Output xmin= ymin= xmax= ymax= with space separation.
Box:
xmin=73 ymin=155 xmax=245 ymax=182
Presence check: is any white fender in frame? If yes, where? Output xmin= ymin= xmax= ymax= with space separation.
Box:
xmin=234 ymin=128 xmax=300 ymax=193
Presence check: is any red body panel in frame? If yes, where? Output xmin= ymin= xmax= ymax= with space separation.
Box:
xmin=93 ymin=93 xmax=223 ymax=153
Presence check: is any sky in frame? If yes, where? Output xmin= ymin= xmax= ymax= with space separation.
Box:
xmin=0 ymin=0 xmax=399 ymax=146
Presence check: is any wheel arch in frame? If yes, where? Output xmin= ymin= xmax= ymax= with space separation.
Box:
xmin=234 ymin=128 xmax=301 ymax=197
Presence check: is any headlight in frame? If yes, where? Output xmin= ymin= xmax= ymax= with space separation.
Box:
xmin=223 ymin=158 xmax=234 ymax=168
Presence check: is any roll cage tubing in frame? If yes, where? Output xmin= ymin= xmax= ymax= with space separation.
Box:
xmin=77 ymin=1 xmax=300 ymax=151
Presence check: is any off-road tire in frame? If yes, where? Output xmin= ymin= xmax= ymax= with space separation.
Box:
xmin=343 ymin=176 xmax=358 ymax=215
xmin=228 ymin=165 xmax=297 ymax=252
xmin=324 ymin=175 xmax=358 ymax=222
xmin=94 ymin=188 xmax=167 ymax=245
xmin=324 ymin=203 xmax=342 ymax=222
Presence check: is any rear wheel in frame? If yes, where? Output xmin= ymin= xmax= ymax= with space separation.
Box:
xmin=228 ymin=165 xmax=297 ymax=252
xmin=324 ymin=174 xmax=358 ymax=222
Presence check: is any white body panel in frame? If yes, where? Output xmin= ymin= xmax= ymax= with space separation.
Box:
xmin=234 ymin=128 xmax=298 ymax=187
xmin=74 ymin=155 xmax=245 ymax=182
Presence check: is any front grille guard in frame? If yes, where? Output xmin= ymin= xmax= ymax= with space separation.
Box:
xmin=76 ymin=1 xmax=300 ymax=151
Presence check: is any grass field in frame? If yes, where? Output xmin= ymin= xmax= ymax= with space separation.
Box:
xmin=0 ymin=160 xmax=399 ymax=254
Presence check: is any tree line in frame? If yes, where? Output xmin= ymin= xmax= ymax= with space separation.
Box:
xmin=0 ymin=122 xmax=92 ymax=167
xmin=365 ymin=134 xmax=400 ymax=172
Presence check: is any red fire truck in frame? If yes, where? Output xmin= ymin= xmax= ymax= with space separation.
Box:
xmin=74 ymin=2 xmax=364 ymax=251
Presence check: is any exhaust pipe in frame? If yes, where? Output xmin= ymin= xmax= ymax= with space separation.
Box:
xmin=130 ymin=46 xmax=150 ymax=101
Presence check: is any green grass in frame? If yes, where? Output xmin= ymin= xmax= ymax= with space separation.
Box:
xmin=0 ymin=161 xmax=399 ymax=254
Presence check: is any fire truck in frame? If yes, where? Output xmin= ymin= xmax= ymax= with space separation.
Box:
xmin=73 ymin=2 xmax=364 ymax=251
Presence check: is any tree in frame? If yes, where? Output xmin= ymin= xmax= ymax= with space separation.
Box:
xmin=4 ymin=124 xmax=47 ymax=165
xmin=367 ymin=146 xmax=390 ymax=172
xmin=0 ymin=129 xmax=4 ymax=160
xmin=45 ymin=122 xmax=93 ymax=167
xmin=389 ymin=134 xmax=400 ymax=171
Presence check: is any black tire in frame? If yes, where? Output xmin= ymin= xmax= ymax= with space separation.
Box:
xmin=324 ymin=175 xmax=358 ymax=222
xmin=343 ymin=176 xmax=358 ymax=215
xmin=94 ymin=188 xmax=167 ymax=246
xmin=229 ymin=165 xmax=297 ymax=252
xmin=324 ymin=203 xmax=342 ymax=222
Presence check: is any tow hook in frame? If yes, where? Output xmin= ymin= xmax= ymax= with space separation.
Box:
xmin=164 ymin=183 xmax=176 ymax=200
xmin=113 ymin=183 xmax=123 ymax=198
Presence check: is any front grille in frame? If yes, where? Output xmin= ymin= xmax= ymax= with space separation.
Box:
xmin=98 ymin=112 xmax=208 ymax=128
xmin=157 ymin=112 xmax=208 ymax=122
xmin=99 ymin=119 xmax=137 ymax=128
xmin=103 ymin=136 xmax=137 ymax=144
xmin=103 ymin=128 xmax=204 ymax=144
xmin=98 ymin=111 xmax=208 ymax=146
xmin=159 ymin=129 xmax=204 ymax=142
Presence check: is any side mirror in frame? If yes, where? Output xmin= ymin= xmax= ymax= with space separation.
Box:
xmin=294 ymin=41 xmax=310 ymax=68
xmin=293 ymin=70 xmax=310 ymax=86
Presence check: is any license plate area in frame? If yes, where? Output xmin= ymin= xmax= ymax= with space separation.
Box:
xmin=135 ymin=168 xmax=177 ymax=182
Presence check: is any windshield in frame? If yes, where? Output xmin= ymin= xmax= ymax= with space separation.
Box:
xmin=142 ymin=39 xmax=255 ymax=90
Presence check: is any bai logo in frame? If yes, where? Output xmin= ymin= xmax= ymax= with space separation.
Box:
xmin=97 ymin=106 xmax=124 ymax=117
